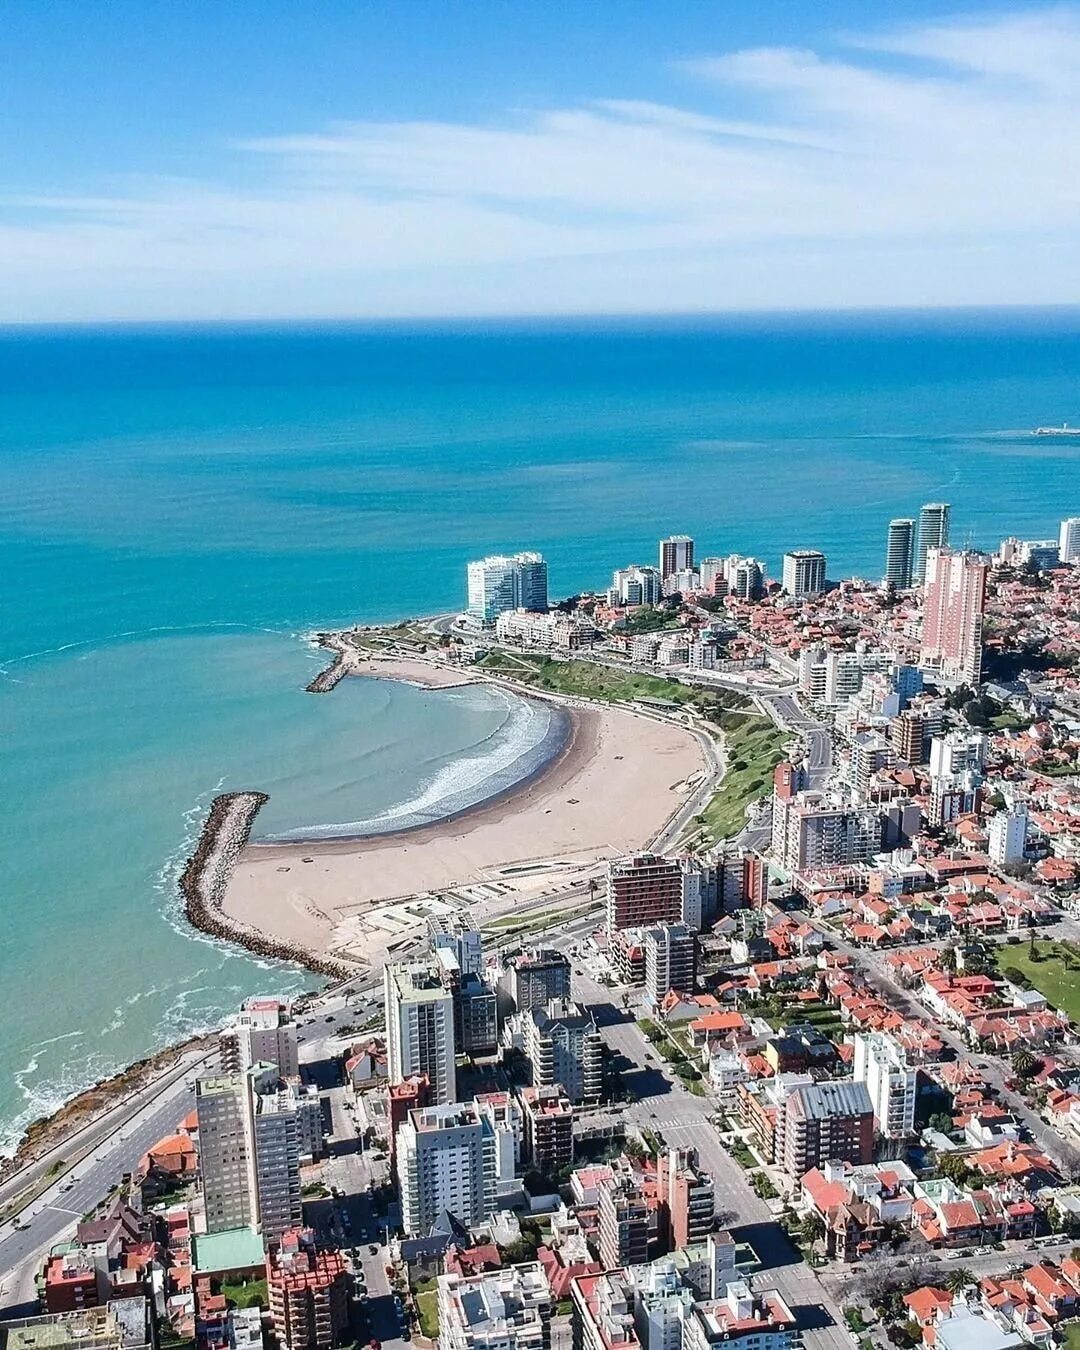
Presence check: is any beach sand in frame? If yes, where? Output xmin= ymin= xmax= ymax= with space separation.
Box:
xmin=221 ymin=674 xmax=706 ymax=961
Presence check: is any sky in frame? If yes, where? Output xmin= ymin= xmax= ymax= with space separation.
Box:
xmin=3 ymin=1 xmax=1080 ymax=323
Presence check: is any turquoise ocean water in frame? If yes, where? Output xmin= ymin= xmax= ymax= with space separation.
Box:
xmin=2 ymin=309 xmax=1079 ymax=1150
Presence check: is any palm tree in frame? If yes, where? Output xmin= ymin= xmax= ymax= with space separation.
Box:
xmin=944 ymin=1269 xmax=976 ymax=1296
xmin=800 ymin=1212 xmax=826 ymax=1248
xmin=1012 ymin=1048 xmax=1039 ymax=1080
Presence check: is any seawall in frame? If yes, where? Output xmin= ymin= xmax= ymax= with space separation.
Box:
xmin=179 ymin=790 xmax=354 ymax=979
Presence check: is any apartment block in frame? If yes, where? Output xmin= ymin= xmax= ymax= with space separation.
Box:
xmin=524 ymin=998 xmax=602 ymax=1106
xmin=853 ymin=1032 xmax=917 ymax=1140
xmin=607 ymin=855 xmax=683 ymax=934
xmin=777 ymin=1080 xmax=874 ymax=1180
xmin=519 ymin=1085 xmax=574 ymax=1177
xmin=499 ymin=949 xmax=571 ymax=1015
xmin=384 ymin=959 xmax=457 ymax=1105
xmin=437 ymin=1262 xmax=552 ymax=1350
xmin=266 ymin=1229 xmax=348 ymax=1350
xmin=397 ymin=1103 xmax=497 ymax=1237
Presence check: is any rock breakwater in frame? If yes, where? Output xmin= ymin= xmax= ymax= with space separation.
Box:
xmin=306 ymin=631 xmax=359 ymax=693
xmin=180 ymin=790 xmax=353 ymax=979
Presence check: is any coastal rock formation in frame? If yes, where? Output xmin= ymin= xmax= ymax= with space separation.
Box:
xmin=180 ymin=790 xmax=354 ymax=979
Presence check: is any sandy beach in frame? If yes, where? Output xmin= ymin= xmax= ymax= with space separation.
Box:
xmin=221 ymin=664 xmax=707 ymax=962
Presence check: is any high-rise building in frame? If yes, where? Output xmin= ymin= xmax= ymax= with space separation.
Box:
xmin=781 ymin=550 xmax=826 ymax=599
xmin=524 ymin=998 xmax=602 ymax=1105
xmin=884 ymin=519 xmax=916 ymax=590
xmin=606 ymin=855 xmax=683 ymax=934
xmin=889 ymin=709 xmax=928 ymax=765
xmin=384 ymin=960 xmax=457 ymax=1105
xmin=499 ymin=948 xmax=571 ymax=1015
xmin=196 ymin=1064 xmax=303 ymax=1241
xmin=852 ymin=1033 xmax=917 ymax=1140
xmin=610 ymin=566 xmax=664 ymax=607
xmin=467 ymin=553 xmax=548 ymax=624
xmin=266 ymin=1228 xmax=349 ymax=1350
xmin=698 ymin=557 xmax=725 ymax=593
xmin=519 ymin=1085 xmax=574 ymax=1177
xmin=776 ymin=1080 xmax=874 ymax=1181
xmin=220 ymin=998 xmax=299 ymax=1079
xmin=597 ymin=1174 xmax=649 ymax=1270
xmin=396 ymin=1103 xmax=497 ymax=1237
xmin=1018 ymin=539 xmax=1060 ymax=571
xmin=988 ymin=805 xmax=1028 ymax=865
xmin=729 ymin=557 xmax=765 ymax=601
xmin=656 ymin=1147 xmax=715 ymax=1250
xmin=659 ymin=535 xmax=694 ymax=580
xmin=428 ymin=916 xmax=485 ymax=978
xmin=915 ymin=502 xmax=951 ymax=582
xmin=438 ymin=1264 xmax=553 ymax=1350
xmin=1059 ymin=517 xmax=1080 ymax=565
xmin=920 ymin=547 xmax=988 ymax=684
xmin=928 ymin=730 xmax=987 ymax=779
xmin=642 ymin=924 xmax=696 ymax=1007
xmin=770 ymin=791 xmax=881 ymax=874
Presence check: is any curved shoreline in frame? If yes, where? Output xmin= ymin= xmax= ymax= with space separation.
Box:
xmin=258 ymin=697 xmax=574 ymax=847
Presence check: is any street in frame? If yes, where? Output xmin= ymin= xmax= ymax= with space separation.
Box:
xmin=570 ymin=964 xmax=851 ymax=1350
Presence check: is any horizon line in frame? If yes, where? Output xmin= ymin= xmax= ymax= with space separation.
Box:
xmin=3 ymin=299 xmax=1080 ymax=336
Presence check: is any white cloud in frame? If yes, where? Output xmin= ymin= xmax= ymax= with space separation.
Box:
xmin=4 ymin=6 xmax=1080 ymax=320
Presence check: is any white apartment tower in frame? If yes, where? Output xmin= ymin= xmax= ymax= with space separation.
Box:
xmin=915 ymin=502 xmax=951 ymax=582
xmin=1060 ymin=517 xmax=1080 ymax=565
xmin=609 ymin=566 xmax=664 ymax=608
xmin=397 ymin=1103 xmax=497 ymax=1237
xmin=467 ymin=553 xmax=548 ymax=624
xmin=643 ymin=923 xmax=697 ymax=1006
xmin=782 ymin=550 xmax=826 ymax=599
xmin=989 ymin=805 xmax=1028 ymax=865
xmin=853 ymin=1032 xmax=917 ymax=1139
xmin=384 ymin=960 xmax=457 ymax=1106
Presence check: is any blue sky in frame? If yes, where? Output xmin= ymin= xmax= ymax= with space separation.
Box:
xmin=3 ymin=1 xmax=1080 ymax=322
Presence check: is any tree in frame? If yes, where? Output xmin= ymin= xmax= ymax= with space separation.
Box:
xmin=944 ymin=1269 xmax=976 ymax=1296
xmin=1012 ymin=1048 xmax=1040 ymax=1079
xmin=928 ymin=1112 xmax=954 ymax=1134
xmin=800 ymin=1213 xmax=826 ymax=1247
xmin=938 ymin=1154 xmax=975 ymax=1186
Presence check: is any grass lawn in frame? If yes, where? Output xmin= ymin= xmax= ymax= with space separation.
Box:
xmin=416 ymin=1290 xmax=439 ymax=1338
xmin=729 ymin=1141 xmax=757 ymax=1169
xmin=686 ymin=717 xmax=788 ymax=845
xmin=221 ymin=1278 xmax=268 ymax=1310
xmin=477 ymin=651 xmax=748 ymax=720
xmin=995 ymin=940 xmax=1080 ymax=1021
xmin=1063 ymin=1326 xmax=1080 ymax=1350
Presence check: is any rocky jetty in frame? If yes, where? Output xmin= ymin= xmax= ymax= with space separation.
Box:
xmin=180 ymin=790 xmax=353 ymax=979
xmin=306 ymin=632 xmax=359 ymax=692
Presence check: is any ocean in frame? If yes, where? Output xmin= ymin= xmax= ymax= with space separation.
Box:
xmin=2 ymin=308 xmax=1079 ymax=1150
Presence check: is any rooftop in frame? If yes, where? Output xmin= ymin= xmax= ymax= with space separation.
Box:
xmin=191 ymin=1228 xmax=266 ymax=1275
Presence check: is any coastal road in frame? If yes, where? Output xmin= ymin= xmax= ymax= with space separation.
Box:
xmin=758 ymin=692 xmax=833 ymax=787
xmin=571 ymin=966 xmax=850 ymax=1350
xmin=0 ymin=1059 xmax=217 ymax=1313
